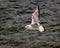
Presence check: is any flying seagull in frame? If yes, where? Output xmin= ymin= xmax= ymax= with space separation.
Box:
xmin=25 ymin=5 xmax=44 ymax=32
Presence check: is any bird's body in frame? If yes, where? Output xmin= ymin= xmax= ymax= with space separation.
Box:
xmin=25 ymin=5 xmax=44 ymax=32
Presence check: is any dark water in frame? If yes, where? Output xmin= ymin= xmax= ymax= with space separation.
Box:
xmin=0 ymin=0 xmax=60 ymax=48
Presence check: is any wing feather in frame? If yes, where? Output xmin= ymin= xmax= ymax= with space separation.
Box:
xmin=32 ymin=5 xmax=40 ymax=23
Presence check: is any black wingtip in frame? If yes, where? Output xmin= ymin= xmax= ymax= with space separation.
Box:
xmin=37 ymin=5 xmax=40 ymax=20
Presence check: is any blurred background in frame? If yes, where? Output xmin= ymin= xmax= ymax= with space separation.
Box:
xmin=0 ymin=0 xmax=60 ymax=48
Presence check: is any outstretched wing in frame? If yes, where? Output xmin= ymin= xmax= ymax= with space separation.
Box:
xmin=32 ymin=5 xmax=40 ymax=23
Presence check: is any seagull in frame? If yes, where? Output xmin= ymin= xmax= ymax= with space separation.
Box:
xmin=25 ymin=5 xmax=44 ymax=32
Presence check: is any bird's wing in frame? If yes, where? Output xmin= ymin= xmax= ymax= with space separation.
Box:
xmin=32 ymin=7 xmax=40 ymax=23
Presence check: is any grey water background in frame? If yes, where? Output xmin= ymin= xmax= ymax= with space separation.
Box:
xmin=0 ymin=0 xmax=60 ymax=48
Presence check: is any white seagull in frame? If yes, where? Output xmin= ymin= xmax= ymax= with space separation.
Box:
xmin=25 ymin=5 xmax=45 ymax=32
